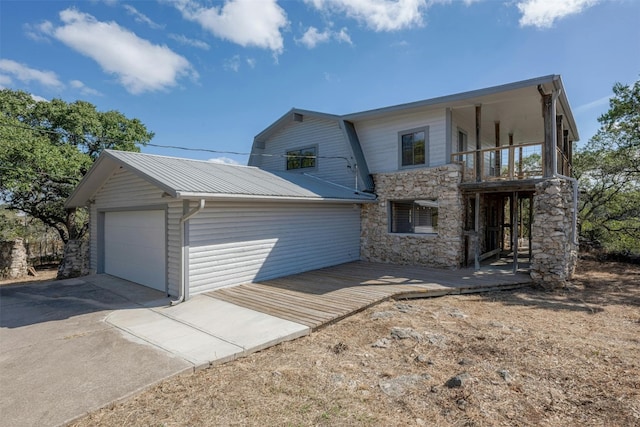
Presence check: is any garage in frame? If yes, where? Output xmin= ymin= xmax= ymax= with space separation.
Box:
xmin=104 ymin=210 xmax=166 ymax=292
xmin=65 ymin=150 xmax=375 ymax=299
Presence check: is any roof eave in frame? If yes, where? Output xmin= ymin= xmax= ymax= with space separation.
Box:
xmin=552 ymin=75 xmax=580 ymax=142
xmin=342 ymin=74 xmax=561 ymax=121
xmin=174 ymin=191 xmax=376 ymax=203
xmin=64 ymin=150 xmax=179 ymax=208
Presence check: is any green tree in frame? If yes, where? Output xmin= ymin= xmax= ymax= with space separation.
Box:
xmin=0 ymin=89 xmax=154 ymax=243
xmin=574 ymin=79 xmax=640 ymax=254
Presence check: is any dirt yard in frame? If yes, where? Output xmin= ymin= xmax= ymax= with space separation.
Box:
xmin=0 ymin=266 xmax=58 ymax=286
xmin=68 ymin=259 xmax=639 ymax=426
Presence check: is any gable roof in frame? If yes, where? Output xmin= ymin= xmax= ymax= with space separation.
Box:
xmin=65 ymin=150 xmax=376 ymax=208
xmin=252 ymin=74 xmax=579 ymax=144
xmin=342 ymin=74 xmax=579 ymax=142
xmin=252 ymin=108 xmax=341 ymax=145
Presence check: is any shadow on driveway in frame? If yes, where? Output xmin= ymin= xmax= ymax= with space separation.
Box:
xmin=0 ymin=275 xmax=191 ymax=427
xmin=0 ymin=275 xmax=170 ymax=328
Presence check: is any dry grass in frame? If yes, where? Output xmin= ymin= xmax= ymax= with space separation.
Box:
xmin=73 ymin=260 xmax=639 ymax=426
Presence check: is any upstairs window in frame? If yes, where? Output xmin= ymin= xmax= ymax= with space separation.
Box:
xmin=400 ymin=128 xmax=427 ymax=167
xmin=390 ymin=200 xmax=438 ymax=234
xmin=286 ymin=146 xmax=317 ymax=170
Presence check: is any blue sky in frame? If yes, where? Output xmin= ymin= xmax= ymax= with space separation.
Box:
xmin=1 ymin=0 xmax=638 ymax=164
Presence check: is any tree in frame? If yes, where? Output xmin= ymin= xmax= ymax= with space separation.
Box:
xmin=573 ymin=78 xmax=640 ymax=254
xmin=0 ymin=89 xmax=154 ymax=243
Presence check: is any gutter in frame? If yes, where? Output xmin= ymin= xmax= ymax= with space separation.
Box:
xmin=174 ymin=192 xmax=376 ymax=203
xmin=170 ymin=199 xmax=205 ymax=306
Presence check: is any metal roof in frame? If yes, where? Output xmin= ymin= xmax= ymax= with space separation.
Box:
xmin=66 ymin=150 xmax=376 ymax=208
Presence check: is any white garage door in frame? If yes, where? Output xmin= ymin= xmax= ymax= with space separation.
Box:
xmin=104 ymin=210 xmax=166 ymax=291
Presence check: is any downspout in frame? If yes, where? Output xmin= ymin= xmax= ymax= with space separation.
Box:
xmin=551 ymin=88 xmax=562 ymax=177
xmin=557 ymin=174 xmax=580 ymax=246
xmin=170 ymin=199 xmax=205 ymax=306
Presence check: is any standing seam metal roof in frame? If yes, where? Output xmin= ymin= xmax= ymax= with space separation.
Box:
xmin=72 ymin=150 xmax=376 ymax=204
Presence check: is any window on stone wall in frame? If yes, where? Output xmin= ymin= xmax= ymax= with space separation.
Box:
xmin=390 ymin=200 xmax=439 ymax=234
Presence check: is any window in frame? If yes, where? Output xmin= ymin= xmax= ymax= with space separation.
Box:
xmin=286 ymin=146 xmax=316 ymax=170
xmin=400 ymin=128 xmax=427 ymax=167
xmin=457 ymin=130 xmax=468 ymax=154
xmin=390 ymin=200 xmax=438 ymax=234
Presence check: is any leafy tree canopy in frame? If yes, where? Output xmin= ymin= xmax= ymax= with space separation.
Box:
xmin=0 ymin=89 xmax=154 ymax=243
xmin=574 ymin=78 xmax=640 ymax=255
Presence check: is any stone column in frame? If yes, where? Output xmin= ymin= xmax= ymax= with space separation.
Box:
xmin=530 ymin=178 xmax=578 ymax=288
xmin=0 ymin=238 xmax=28 ymax=280
xmin=57 ymin=239 xmax=90 ymax=279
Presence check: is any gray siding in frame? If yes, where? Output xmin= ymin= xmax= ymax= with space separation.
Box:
xmin=354 ymin=109 xmax=447 ymax=173
xmin=91 ymin=168 xmax=180 ymax=296
xmin=187 ymin=201 xmax=361 ymax=294
xmin=252 ymin=116 xmax=357 ymax=189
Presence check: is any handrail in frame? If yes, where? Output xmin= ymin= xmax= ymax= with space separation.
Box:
xmin=451 ymin=142 xmax=545 ymax=182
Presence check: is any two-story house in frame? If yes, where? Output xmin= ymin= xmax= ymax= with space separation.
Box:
xmin=66 ymin=75 xmax=578 ymax=299
xmin=249 ymin=74 xmax=579 ymax=287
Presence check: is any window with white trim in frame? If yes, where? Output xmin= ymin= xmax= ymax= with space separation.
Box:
xmin=400 ymin=128 xmax=427 ymax=167
xmin=286 ymin=146 xmax=316 ymax=170
xmin=390 ymin=200 xmax=439 ymax=234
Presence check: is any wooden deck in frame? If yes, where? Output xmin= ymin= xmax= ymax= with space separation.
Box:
xmin=206 ymin=261 xmax=531 ymax=330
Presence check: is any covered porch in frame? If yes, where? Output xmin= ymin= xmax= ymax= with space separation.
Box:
xmin=448 ymin=75 xmax=578 ymax=183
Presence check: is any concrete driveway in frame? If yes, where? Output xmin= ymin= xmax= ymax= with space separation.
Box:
xmin=0 ymin=275 xmax=308 ymax=427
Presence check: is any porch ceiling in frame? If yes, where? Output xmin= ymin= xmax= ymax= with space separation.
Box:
xmin=451 ymin=84 xmax=576 ymax=146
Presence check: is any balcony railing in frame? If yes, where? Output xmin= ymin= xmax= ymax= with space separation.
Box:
xmin=557 ymin=146 xmax=572 ymax=177
xmin=451 ymin=142 xmax=544 ymax=183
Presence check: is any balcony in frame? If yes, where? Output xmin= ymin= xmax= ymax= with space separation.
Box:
xmin=451 ymin=143 xmax=572 ymax=184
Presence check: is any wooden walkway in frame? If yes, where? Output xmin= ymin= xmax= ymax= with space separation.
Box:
xmin=206 ymin=261 xmax=531 ymax=330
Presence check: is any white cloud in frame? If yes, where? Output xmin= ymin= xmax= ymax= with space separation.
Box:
xmin=307 ymin=0 xmax=427 ymax=32
xmin=297 ymin=27 xmax=331 ymax=48
xmin=574 ymin=94 xmax=611 ymax=113
xmin=296 ymin=26 xmax=352 ymax=49
xmin=169 ymin=33 xmax=210 ymax=50
xmin=42 ymin=8 xmax=196 ymax=94
xmin=24 ymin=22 xmax=54 ymax=42
xmin=517 ymin=0 xmax=599 ymax=28
xmin=173 ymin=0 xmax=288 ymax=54
xmin=246 ymin=57 xmax=256 ymax=68
xmin=30 ymin=94 xmax=48 ymax=102
xmin=224 ymin=55 xmax=241 ymax=72
xmin=123 ymin=4 xmax=164 ymax=29
xmin=69 ymin=79 xmax=103 ymax=96
xmin=209 ymin=157 xmax=240 ymax=165
xmin=0 ymin=74 xmax=13 ymax=87
xmin=334 ymin=27 xmax=352 ymax=44
xmin=0 ymin=59 xmax=63 ymax=88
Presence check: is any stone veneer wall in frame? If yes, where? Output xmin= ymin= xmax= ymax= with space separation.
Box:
xmin=530 ymin=178 xmax=578 ymax=288
xmin=0 ymin=238 xmax=28 ymax=280
xmin=57 ymin=239 xmax=90 ymax=279
xmin=361 ymin=164 xmax=464 ymax=268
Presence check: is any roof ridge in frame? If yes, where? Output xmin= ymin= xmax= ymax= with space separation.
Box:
xmin=105 ymin=149 xmax=252 ymax=168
